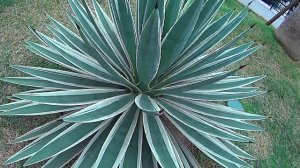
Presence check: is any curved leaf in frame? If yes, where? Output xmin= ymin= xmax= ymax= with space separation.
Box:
xmin=24 ymin=121 xmax=109 ymax=166
xmin=166 ymin=115 xmax=251 ymax=167
xmin=14 ymin=88 xmax=128 ymax=106
xmin=4 ymin=123 xmax=70 ymax=165
xmin=109 ymin=0 xmax=137 ymax=78
xmin=64 ymin=94 xmax=135 ymax=123
xmin=0 ymin=100 xmax=31 ymax=111
xmin=10 ymin=66 xmax=122 ymax=88
xmin=10 ymin=120 xmax=62 ymax=144
xmin=162 ymin=96 xmax=266 ymax=120
xmin=72 ymin=119 xmax=115 ymax=168
xmin=163 ymin=0 xmax=184 ymax=35
xmin=136 ymin=10 xmax=161 ymax=90
xmin=143 ymin=113 xmax=179 ymax=168
xmin=120 ymin=115 xmax=143 ymax=168
xmin=42 ymin=138 xmax=89 ymax=168
xmin=93 ymin=105 xmax=139 ymax=168
xmin=0 ymin=103 xmax=82 ymax=116
xmin=157 ymin=0 xmax=204 ymax=75
xmin=135 ymin=94 xmax=160 ymax=113
xmin=157 ymin=99 xmax=253 ymax=142
xmin=2 ymin=77 xmax=80 ymax=89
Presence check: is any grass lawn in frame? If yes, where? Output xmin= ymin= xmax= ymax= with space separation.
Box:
xmin=1 ymin=0 xmax=300 ymax=167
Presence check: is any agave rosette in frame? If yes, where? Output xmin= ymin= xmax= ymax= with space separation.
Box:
xmin=0 ymin=0 xmax=266 ymax=167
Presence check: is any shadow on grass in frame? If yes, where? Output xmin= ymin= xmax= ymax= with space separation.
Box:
xmin=0 ymin=0 xmax=16 ymax=12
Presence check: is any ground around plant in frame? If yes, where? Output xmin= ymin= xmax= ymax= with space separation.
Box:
xmin=0 ymin=0 xmax=300 ymax=167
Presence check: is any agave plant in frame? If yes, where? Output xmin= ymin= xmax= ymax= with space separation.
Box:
xmin=0 ymin=0 xmax=266 ymax=167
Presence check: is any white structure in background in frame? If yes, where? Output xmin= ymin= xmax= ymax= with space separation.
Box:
xmin=238 ymin=0 xmax=285 ymax=28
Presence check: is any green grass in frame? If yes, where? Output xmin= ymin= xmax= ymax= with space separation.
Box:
xmin=221 ymin=1 xmax=300 ymax=168
xmin=0 ymin=0 xmax=300 ymax=167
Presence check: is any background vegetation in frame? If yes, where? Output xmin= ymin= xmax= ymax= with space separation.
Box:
xmin=0 ymin=0 xmax=299 ymax=167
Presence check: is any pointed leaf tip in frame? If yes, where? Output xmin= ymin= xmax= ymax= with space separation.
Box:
xmin=239 ymin=64 xmax=248 ymax=70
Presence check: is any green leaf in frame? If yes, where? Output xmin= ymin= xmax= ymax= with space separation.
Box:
xmin=179 ymin=8 xmax=248 ymax=68
xmin=31 ymin=25 xmax=110 ymax=71
xmin=46 ymin=16 xmax=90 ymax=55
xmin=157 ymin=0 xmax=203 ymax=75
xmin=190 ymin=0 xmax=225 ymax=40
xmin=184 ymin=11 xmax=233 ymax=55
xmin=10 ymin=120 xmax=62 ymax=144
xmin=220 ymin=139 xmax=255 ymax=160
xmin=177 ymin=47 xmax=260 ymax=82
xmin=194 ymin=40 xmax=254 ymax=71
xmin=143 ymin=0 xmax=156 ymax=26
xmin=4 ymin=123 xmax=70 ymax=165
xmin=136 ymin=10 xmax=161 ymax=90
xmin=34 ymin=25 xmax=135 ymax=87
xmin=64 ymin=94 xmax=135 ymax=123
xmin=158 ymin=0 xmax=167 ymax=29
xmin=159 ymin=31 xmax=253 ymax=86
xmin=136 ymin=0 xmax=147 ymax=36
xmin=93 ymin=105 xmax=139 ymax=168
xmin=26 ymin=42 xmax=80 ymax=71
xmin=225 ymin=87 xmax=259 ymax=93
xmin=166 ymin=115 xmax=251 ymax=167
xmin=66 ymin=11 xmax=104 ymax=62
xmin=201 ymin=115 xmax=264 ymax=131
xmin=68 ymin=0 xmax=127 ymax=74
xmin=168 ymin=10 xmax=248 ymax=76
xmin=173 ymin=134 xmax=201 ymax=168
xmin=166 ymin=130 xmax=192 ymax=168
xmin=195 ymin=76 xmax=265 ymax=92
xmin=156 ymin=68 xmax=240 ymax=94
xmin=92 ymin=0 xmax=130 ymax=70
xmin=141 ymin=135 xmax=158 ymax=168
xmin=0 ymin=103 xmax=82 ymax=116
xmin=135 ymin=94 xmax=160 ymax=113
xmin=109 ymin=0 xmax=137 ymax=78
xmin=216 ymin=41 xmax=254 ymax=61
xmin=14 ymin=88 xmax=128 ymax=106
xmin=143 ymin=113 xmax=179 ymax=168
xmin=201 ymin=149 xmax=240 ymax=168
xmin=120 ymin=115 xmax=143 ymax=168
xmin=0 ymin=100 xmax=31 ymax=111
xmin=24 ymin=121 xmax=109 ymax=166
xmin=161 ymin=95 xmax=265 ymax=120
xmin=2 ymin=77 xmax=80 ymax=89
xmin=78 ymin=0 xmax=132 ymax=78
xmin=73 ymin=119 xmax=115 ymax=168
xmin=11 ymin=65 xmax=123 ymax=89
xmin=34 ymin=30 xmax=131 ymax=85
xmin=157 ymin=99 xmax=253 ymax=142
xmin=181 ymin=0 xmax=195 ymax=13
xmin=163 ymin=0 xmax=184 ymax=35
xmin=42 ymin=138 xmax=89 ymax=168
xmin=171 ymin=90 xmax=266 ymax=101
xmin=47 ymin=25 xmax=68 ymax=44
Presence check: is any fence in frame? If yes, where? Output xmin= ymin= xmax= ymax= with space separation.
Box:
xmin=262 ymin=0 xmax=298 ymax=17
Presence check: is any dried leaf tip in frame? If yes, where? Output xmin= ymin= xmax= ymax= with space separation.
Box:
xmin=155 ymin=0 xmax=159 ymax=9
xmin=250 ymin=23 xmax=257 ymax=28
xmin=248 ymin=0 xmax=254 ymax=6
xmin=239 ymin=64 xmax=247 ymax=70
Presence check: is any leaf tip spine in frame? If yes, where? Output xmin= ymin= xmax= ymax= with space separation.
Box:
xmin=239 ymin=64 xmax=248 ymax=70
xmin=248 ymin=0 xmax=254 ymax=7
